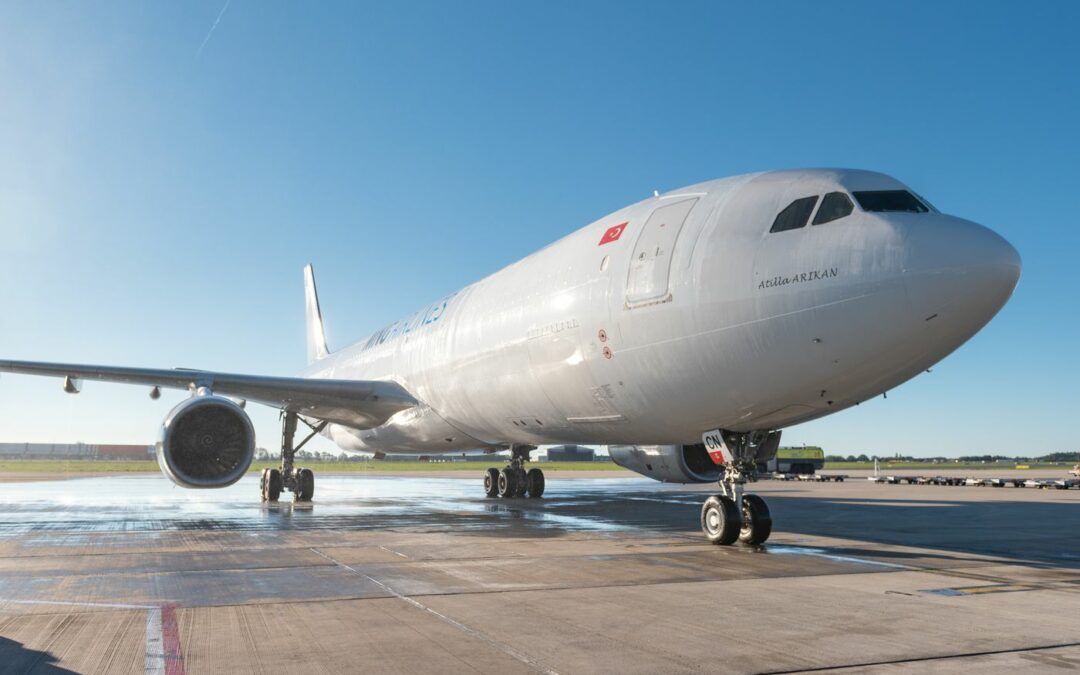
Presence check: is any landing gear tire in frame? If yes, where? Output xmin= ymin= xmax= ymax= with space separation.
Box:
xmin=738 ymin=494 xmax=772 ymax=545
xmin=498 ymin=468 xmax=518 ymax=498
xmin=261 ymin=468 xmax=282 ymax=502
xmin=268 ymin=469 xmax=282 ymax=502
xmin=526 ymin=468 xmax=545 ymax=498
xmin=484 ymin=468 xmax=499 ymax=497
xmin=295 ymin=468 xmax=315 ymax=502
xmin=701 ymin=495 xmax=740 ymax=545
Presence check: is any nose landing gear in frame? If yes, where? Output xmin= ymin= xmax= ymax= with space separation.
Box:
xmin=484 ymin=445 xmax=545 ymax=499
xmin=700 ymin=431 xmax=776 ymax=545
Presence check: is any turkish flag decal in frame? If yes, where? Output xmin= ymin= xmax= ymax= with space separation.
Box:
xmin=598 ymin=222 xmax=628 ymax=246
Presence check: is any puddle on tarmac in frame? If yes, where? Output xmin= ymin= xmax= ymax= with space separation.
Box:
xmin=0 ymin=475 xmax=643 ymax=537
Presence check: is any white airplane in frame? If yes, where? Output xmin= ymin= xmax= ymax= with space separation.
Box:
xmin=0 ymin=169 xmax=1020 ymax=545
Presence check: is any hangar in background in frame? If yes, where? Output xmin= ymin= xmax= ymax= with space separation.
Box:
xmin=0 ymin=443 xmax=152 ymax=460
xmin=545 ymin=445 xmax=596 ymax=462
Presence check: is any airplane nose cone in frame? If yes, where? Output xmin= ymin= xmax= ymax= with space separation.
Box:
xmin=904 ymin=217 xmax=1021 ymax=334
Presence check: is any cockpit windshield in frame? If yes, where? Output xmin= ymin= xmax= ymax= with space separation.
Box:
xmin=852 ymin=190 xmax=929 ymax=213
xmin=769 ymin=196 xmax=818 ymax=233
xmin=812 ymin=192 xmax=854 ymax=225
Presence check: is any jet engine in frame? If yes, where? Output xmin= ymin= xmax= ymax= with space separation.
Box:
xmin=608 ymin=443 xmax=721 ymax=483
xmin=156 ymin=395 xmax=256 ymax=488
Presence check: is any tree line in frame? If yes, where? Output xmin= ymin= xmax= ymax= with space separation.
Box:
xmin=824 ymin=453 xmax=1079 ymax=463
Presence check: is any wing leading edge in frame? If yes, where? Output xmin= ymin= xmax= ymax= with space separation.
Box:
xmin=0 ymin=359 xmax=417 ymax=430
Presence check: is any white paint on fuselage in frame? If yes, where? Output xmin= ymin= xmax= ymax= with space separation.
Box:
xmin=308 ymin=169 xmax=1020 ymax=455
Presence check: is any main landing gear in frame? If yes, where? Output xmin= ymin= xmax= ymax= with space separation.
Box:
xmin=484 ymin=444 xmax=545 ymax=499
xmin=261 ymin=411 xmax=326 ymax=504
xmin=700 ymin=432 xmax=774 ymax=546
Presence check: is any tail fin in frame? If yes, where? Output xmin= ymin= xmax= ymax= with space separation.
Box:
xmin=303 ymin=264 xmax=330 ymax=364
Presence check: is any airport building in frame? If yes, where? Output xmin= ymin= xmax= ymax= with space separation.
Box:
xmin=95 ymin=444 xmax=155 ymax=460
xmin=545 ymin=445 xmax=596 ymax=462
xmin=0 ymin=443 xmax=153 ymax=460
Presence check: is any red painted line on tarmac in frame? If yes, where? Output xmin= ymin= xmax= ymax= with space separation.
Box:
xmin=161 ymin=603 xmax=185 ymax=675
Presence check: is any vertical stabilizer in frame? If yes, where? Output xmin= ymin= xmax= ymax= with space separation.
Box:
xmin=304 ymin=264 xmax=330 ymax=364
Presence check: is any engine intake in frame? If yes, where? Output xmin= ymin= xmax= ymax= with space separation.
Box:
xmin=608 ymin=443 xmax=721 ymax=483
xmin=156 ymin=395 xmax=256 ymax=488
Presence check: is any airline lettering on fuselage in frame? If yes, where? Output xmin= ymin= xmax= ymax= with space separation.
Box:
xmin=362 ymin=292 xmax=459 ymax=351
xmin=526 ymin=318 xmax=580 ymax=341
xmin=758 ymin=267 xmax=839 ymax=290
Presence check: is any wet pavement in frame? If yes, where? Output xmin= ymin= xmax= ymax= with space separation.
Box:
xmin=1 ymin=473 xmax=1079 ymax=673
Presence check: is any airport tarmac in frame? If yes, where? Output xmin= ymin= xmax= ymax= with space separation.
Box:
xmin=1 ymin=473 xmax=1079 ymax=674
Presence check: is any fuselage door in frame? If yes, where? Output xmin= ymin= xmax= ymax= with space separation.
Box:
xmin=625 ymin=197 xmax=699 ymax=306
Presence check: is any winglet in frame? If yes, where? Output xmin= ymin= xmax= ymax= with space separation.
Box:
xmin=304 ymin=264 xmax=330 ymax=364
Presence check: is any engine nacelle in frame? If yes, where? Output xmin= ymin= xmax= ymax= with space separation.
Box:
xmin=608 ymin=443 xmax=721 ymax=483
xmin=156 ymin=395 xmax=256 ymax=488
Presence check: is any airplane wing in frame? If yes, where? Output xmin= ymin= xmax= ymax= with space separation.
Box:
xmin=0 ymin=359 xmax=417 ymax=430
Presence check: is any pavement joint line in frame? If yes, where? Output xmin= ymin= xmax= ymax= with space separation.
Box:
xmin=886 ymin=563 xmax=1080 ymax=588
xmin=0 ymin=532 xmax=657 ymax=556
xmin=0 ymin=598 xmax=156 ymax=610
xmin=0 ymin=564 xmax=922 ymax=616
xmin=926 ymin=568 xmax=1054 ymax=584
xmin=756 ymin=640 xmax=1080 ymax=674
xmin=0 ymin=544 xmax=900 ymax=575
xmin=0 ymin=561 xmax=913 ymax=614
xmin=228 ymin=564 xmax=925 ymax=606
xmin=0 ymin=562 xmax=339 ymax=581
xmin=309 ymin=547 xmax=559 ymax=675
xmin=378 ymin=545 xmax=410 ymax=559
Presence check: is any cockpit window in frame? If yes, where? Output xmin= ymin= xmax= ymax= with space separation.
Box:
xmin=812 ymin=192 xmax=854 ymax=225
xmin=852 ymin=190 xmax=929 ymax=213
xmin=913 ymin=192 xmax=939 ymax=213
xmin=770 ymin=196 xmax=819 ymax=233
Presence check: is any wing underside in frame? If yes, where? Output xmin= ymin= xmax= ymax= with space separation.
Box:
xmin=0 ymin=359 xmax=416 ymax=430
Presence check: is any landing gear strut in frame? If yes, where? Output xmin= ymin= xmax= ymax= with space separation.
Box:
xmin=261 ymin=411 xmax=326 ymax=503
xmin=484 ymin=444 xmax=544 ymax=499
xmin=700 ymin=431 xmax=775 ymax=545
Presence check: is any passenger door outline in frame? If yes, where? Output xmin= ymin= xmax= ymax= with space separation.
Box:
xmin=625 ymin=198 xmax=699 ymax=307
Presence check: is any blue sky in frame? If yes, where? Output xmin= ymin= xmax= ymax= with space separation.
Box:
xmin=0 ymin=1 xmax=1076 ymax=457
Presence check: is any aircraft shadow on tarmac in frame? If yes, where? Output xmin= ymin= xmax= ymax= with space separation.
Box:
xmin=758 ymin=494 xmax=1080 ymax=569
xmin=463 ymin=487 xmax=1080 ymax=569
xmin=0 ymin=636 xmax=76 ymax=674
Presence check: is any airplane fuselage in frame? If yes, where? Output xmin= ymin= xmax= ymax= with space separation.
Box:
xmin=305 ymin=169 xmax=1020 ymax=455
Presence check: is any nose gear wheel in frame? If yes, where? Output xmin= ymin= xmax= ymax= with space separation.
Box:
xmin=739 ymin=493 xmax=772 ymax=545
xmin=701 ymin=495 xmax=739 ymax=545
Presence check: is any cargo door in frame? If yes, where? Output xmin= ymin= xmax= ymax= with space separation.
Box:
xmin=625 ymin=198 xmax=699 ymax=306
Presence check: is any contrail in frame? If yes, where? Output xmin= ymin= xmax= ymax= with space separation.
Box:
xmin=196 ymin=0 xmax=233 ymax=58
